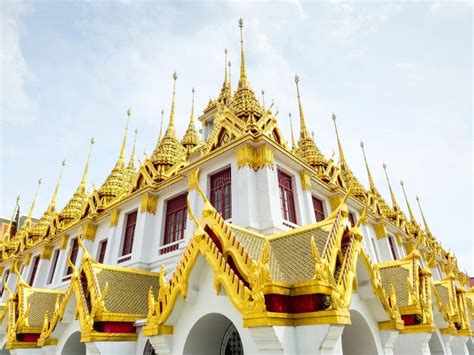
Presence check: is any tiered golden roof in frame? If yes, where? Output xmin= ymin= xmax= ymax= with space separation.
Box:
xmin=181 ymin=88 xmax=200 ymax=151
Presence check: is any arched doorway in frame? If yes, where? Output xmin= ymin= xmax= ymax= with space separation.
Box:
xmin=183 ymin=313 xmax=243 ymax=355
xmin=342 ymin=310 xmax=378 ymax=355
xmin=143 ymin=340 xmax=156 ymax=355
xmin=61 ymin=331 xmax=86 ymax=355
xmin=428 ymin=332 xmax=444 ymax=355
xmin=0 ymin=345 xmax=9 ymax=355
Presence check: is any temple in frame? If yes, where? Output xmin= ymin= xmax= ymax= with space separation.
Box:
xmin=0 ymin=20 xmax=472 ymax=355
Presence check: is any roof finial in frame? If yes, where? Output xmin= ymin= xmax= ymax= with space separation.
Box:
xmin=158 ymin=109 xmax=165 ymax=142
xmin=261 ymin=89 xmax=265 ymax=109
xmin=228 ymin=60 xmax=232 ymax=91
xmin=128 ymin=129 xmax=138 ymax=169
xmin=190 ymin=87 xmax=196 ymax=126
xmin=400 ymin=180 xmax=416 ymax=222
xmin=289 ymin=112 xmax=296 ymax=152
xmin=332 ymin=113 xmax=348 ymax=171
xmin=360 ymin=141 xmax=375 ymax=190
xmin=224 ymin=48 xmax=229 ymax=87
xmin=382 ymin=163 xmax=399 ymax=210
xmin=80 ymin=137 xmax=95 ymax=189
xmin=50 ymin=160 xmax=66 ymax=209
xmin=238 ymin=18 xmax=248 ymax=89
xmin=294 ymin=74 xmax=310 ymax=139
xmin=25 ymin=179 xmax=42 ymax=227
xmin=416 ymin=196 xmax=431 ymax=234
xmin=166 ymin=72 xmax=178 ymax=137
xmin=118 ymin=109 xmax=132 ymax=167
xmin=4 ymin=195 xmax=20 ymax=240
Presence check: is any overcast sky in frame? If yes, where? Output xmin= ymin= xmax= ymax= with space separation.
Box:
xmin=1 ymin=1 xmax=472 ymax=272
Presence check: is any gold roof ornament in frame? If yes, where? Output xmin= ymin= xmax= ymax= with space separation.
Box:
xmin=229 ymin=19 xmax=264 ymax=122
xmin=400 ymin=180 xmax=416 ymax=223
xmin=60 ymin=138 xmax=95 ymax=226
xmin=217 ymin=49 xmax=232 ymax=105
xmin=382 ymin=163 xmax=401 ymax=212
xmin=293 ymin=74 xmax=326 ymax=169
xmin=30 ymin=160 xmax=66 ymax=240
xmin=96 ymin=110 xmax=132 ymax=208
xmin=126 ymin=129 xmax=138 ymax=188
xmin=22 ymin=179 xmax=42 ymax=231
xmin=289 ymin=112 xmax=296 ymax=152
xmin=2 ymin=196 xmax=20 ymax=241
xmin=182 ymin=88 xmax=200 ymax=150
xmin=416 ymin=196 xmax=431 ymax=236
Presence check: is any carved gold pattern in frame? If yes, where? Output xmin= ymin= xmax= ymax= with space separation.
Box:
xmin=300 ymin=171 xmax=311 ymax=190
xmin=140 ymin=194 xmax=158 ymax=215
xmin=109 ymin=209 xmax=120 ymax=227
xmin=235 ymin=144 xmax=274 ymax=171
xmin=81 ymin=224 xmax=98 ymax=241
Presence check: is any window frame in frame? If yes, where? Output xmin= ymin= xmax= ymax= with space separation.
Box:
xmin=388 ymin=235 xmax=398 ymax=260
xmin=97 ymin=239 xmax=108 ymax=263
xmin=210 ymin=167 xmax=232 ymax=220
xmin=277 ymin=169 xmax=297 ymax=224
xmin=47 ymin=249 xmax=60 ymax=285
xmin=312 ymin=195 xmax=326 ymax=222
xmin=63 ymin=237 xmax=79 ymax=281
xmin=161 ymin=193 xmax=188 ymax=254
xmin=28 ymin=255 xmax=40 ymax=286
xmin=119 ymin=210 xmax=138 ymax=262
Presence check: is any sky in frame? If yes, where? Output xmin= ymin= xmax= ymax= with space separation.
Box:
xmin=1 ymin=1 xmax=472 ymax=272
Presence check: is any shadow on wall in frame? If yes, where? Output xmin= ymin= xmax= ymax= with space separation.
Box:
xmin=342 ymin=310 xmax=378 ymax=355
xmin=62 ymin=331 xmax=86 ymax=355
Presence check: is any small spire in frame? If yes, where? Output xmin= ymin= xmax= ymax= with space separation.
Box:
xmin=224 ymin=48 xmax=229 ymax=86
xmin=128 ymin=129 xmax=138 ymax=169
xmin=50 ymin=160 xmax=66 ymax=209
xmin=238 ymin=18 xmax=248 ymax=89
xmin=382 ymin=163 xmax=399 ymax=210
xmin=228 ymin=60 xmax=232 ymax=91
xmin=332 ymin=113 xmax=348 ymax=171
xmin=189 ymin=87 xmax=196 ymax=126
xmin=158 ymin=109 xmax=165 ymax=142
xmin=289 ymin=112 xmax=296 ymax=152
xmin=294 ymin=74 xmax=310 ymax=139
xmin=80 ymin=137 xmax=95 ymax=190
xmin=360 ymin=141 xmax=375 ymax=190
xmin=25 ymin=179 xmax=42 ymax=226
xmin=416 ymin=196 xmax=431 ymax=234
xmin=166 ymin=72 xmax=178 ymax=137
xmin=4 ymin=195 xmax=20 ymax=240
xmin=261 ymin=89 xmax=265 ymax=109
xmin=400 ymin=180 xmax=416 ymax=222
xmin=118 ymin=109 xmax=132 ymax=167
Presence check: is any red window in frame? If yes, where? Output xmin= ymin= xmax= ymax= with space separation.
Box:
xmin=0 ymin=270 xmax=10 ymax=297
xmin=121 ymin=211 xmax=137 ymax=257
xmin=162 ymin=194 xmax=188 ymax=254
xmin=348 ymin=212 xmax=356 ymax=227
xmin=388 ymin=236 xmax=398 ymax=260
xmin=28 ymin=256 xmax=40 ymax=286
xmin=312 ymin=196 xmax=326 ymax=222
xmin=210 ymin=168 xmax=232 ymax=220
xmin=47 ymin=249 xmax=60 ymax=285
xmin=64 ymin=238 xmax=79 ymax=279
xmin=278 ymin=170 xmax=297 ymax=224
xmin=97 ymin=239 xmax=108 ymax=263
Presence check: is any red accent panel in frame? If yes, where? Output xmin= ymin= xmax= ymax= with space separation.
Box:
xmin=204 ymin=225 xmax=223 ymax=253
xmin=95 ymin=322 xmax=136 ymax=333
xmin=21 ymin=333 xmax=40 ymax=342
xmin=402 ymin=314 xmax=417 ymax=326
xmin=226 ymin=255 xmax=249 ymax=288
xmin=265 ymin=294 xmax=323 ymax=313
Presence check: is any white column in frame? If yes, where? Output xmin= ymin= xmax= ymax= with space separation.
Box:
xmin=256 ymin=167 xmax=281 ymax=233
xmin=85 ymin=341 xmax=135 ymax=355
xmin=380 ymin=330 xmax=399 ymax=355
xmin=247 ymin=326 xmax=284 ymax=354
xmin=393 ymin=332 xmax=432 ymax=355
xmin=149 ymin=334 xmax=173 ymax=354
xmin=42 ymin=345 xmax=57 ymax=355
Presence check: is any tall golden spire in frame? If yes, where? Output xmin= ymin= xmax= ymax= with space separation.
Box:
xmin=165 ymin=72 xmax=178 ymax=137
xmin=261 ymin=90 xmax=266 ymax=109
xmin=416 ymin=196 xmax=431 ymax=234
xmin=224 ymin=48 xmax=229 ymax=87
xmin=117 ymin=109 xmax=132 ymax=168
xmin=331 ymin=113 xmax=348 ymax=171
xmin=80 ymin=138 xmax=95 ymax=190
xmin=190 ymin=88 xmax=195 ymax=125
xmin=238 ymin=18 xmax=248 ymax=89
xmin=128 ymin=129 xmax=138 ymax=170
xmin=400 ymin=180 xmax=416 ymax=222
xmin=158 ymin=109 xmax=164 ymax=142
xmin=289 ymin=112 xmax=296 ymax=152
xmin=49 ymin=160 xmax=66 ymax=210
xmin=228 ymin=60 xmax=232 ymax=91
xmin=25 ymin=179 xmax=42 ymax=228
xmin=294 ymin=74 xmax=310 ymax=139
xmin=360 ymin=141 xmax=375 ymax=190
xmin=182 ymin=88 xmax=200 ymax=150
xmin=382 ymin=163 xmax=399 ymax=210
xmin=4 ymin=196 xmax=20 ymax=240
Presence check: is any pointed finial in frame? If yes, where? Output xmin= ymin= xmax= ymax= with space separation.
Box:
xmin=190 ymin=87 xmax=196 ymax=126
xmin=118 ymin=109 xmax=132 ymax=167
xmin=360 ymin=141 xmax=375 ymax=190
xmin=416 ymin=196 xmax=431 ymax=234
xmin=128 ymin=129 xmax=138 ymax=169
xmin=4 ymin=195 xmax=20 ymax=240
xmin=50 ymin=160 xmax=66 ymax=209
xmin=224 ymin=48 xmax=229 ymax=86
xmin=238 ymin=18 xmax=248 ymax=89
xmin=80 ymin=137 xmax=95 ymax=189
xmin=228 ymin=60 xmax=232 ymax=90
xmin=400 ymin=180 xmax=416 ymax=222
xmin=331 ymin=113 xmax=348 ymax=171
xmin=294 ymin=74 xmax=310 ymax=139
xmin=166 ymin=72 xmax=178 ymax=136
xmin=25 ymin=179 xmax=42 ymax=226
xmin=289 ymin=112 xmax=296 ymax=152
xmin=382 ymin=163 xmax=399 ymax=210
xmin=261 ymin=89 xmax=265 ymax=109
xmin=158 ymin=109 xmax=165 ymax=142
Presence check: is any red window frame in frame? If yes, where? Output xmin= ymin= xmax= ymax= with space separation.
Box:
xmin=388 ymin=236 xmax=398 ymax=260
xmin=121 ymin=211 xmax=137 ymax=258
xmin=210 ymin=168 xmax=232 ymax=220
xmin=0 ymin=270 xmax=10 ymax=297
xmin=97 ymin=239 xmax=108 ymax=263
xmin=64 ymin=237 xmax=79 ymax=279
xmin=312 ymin=196 xmax=326 ymax=222
xmin=47 ymin=249 xmax=60 ymax=285
xmin=278 ymin=170 xmax=297 ymax=224
xmin=348 ymin=212 xmax=356 ymax=227
xmin=28 ymin=255 xmax=40 ymax=286
xmin=162 ymin=194 xmax=188 ymax=254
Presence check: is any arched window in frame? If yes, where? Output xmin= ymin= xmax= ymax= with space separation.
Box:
xmin=143 ymin=340 xmax=155 ymax=355
xmin=220 ymin=323 xmax=243 ymax=355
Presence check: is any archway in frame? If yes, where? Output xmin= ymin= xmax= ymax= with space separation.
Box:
xmin=428 ymin=331 xmax=444 ymax=355
xmin=183 ymin=313 xmax=243 ymax=355
xmin=0 ymin=345 xmax=9 ymax=355
xmin=342 ymin=310 xmax=378 ymax=355
xmin=61 ymin=331 xmax=86 ymax=355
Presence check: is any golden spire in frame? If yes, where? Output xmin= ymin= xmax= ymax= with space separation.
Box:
xmin=261 ymin=90 xmax=265 ymax=109
xmin=128 ymin=129 xmax=138 ymax=170
xmin=182 ymin=88 xmax=200 ymax=149
xmin=190 ymin=88 xmax=195 ymax=125
xmin=158 ymin=109 xmax=164 ymax=143
xmin=224 ymin=48 xmax=229 ymax=87
xmin=228 ymin=60 xmax=232 ymax=91
xmin=4 ymin=196 xmax=20 ymax=240
xmin=416 ymin=196 xmax=431 ymax=234
xmin=117 ymin=109 xmax=132 ymax=168
xmin=331 ymin=113 xmax=348 ymax=171
xmin=24 ymin=179 xmax=42 ymax=228
xmin=49 ymin=160 xmax=66 ymax=210
xmin=238 ymin=18 xmax=248 ymax=89
xmin=289 ymin=112 xmax=296 ymax=152
xmin=360 ymin=141 xmax=375 ymax=190
xmin=294 ymin=74 xmax=310 ymax=139
xmin=165 ymin=72 xmax=178 ymax=137
xmin=400 ymin=180 xmax=416 ymax=222
xmin=80 ymin=138 xmax=95 ymax=190
xmin=382 ymin=163 xmax=400 ymax=210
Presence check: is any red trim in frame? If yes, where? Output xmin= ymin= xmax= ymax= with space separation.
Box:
xmin=94 ymin=322 xmax=135 ymax=333
xmin=122 ymin=211 xmax=137 ymax=256
xmin=312 ymin=196 xmax=326 ymax=222
xmin=20 ymin=333 xmax=40 ymax=342
xmin=210 ymin=168 xmax=232 ymax=220
xmin=278 ymin=170 xmax=297 ymax=224
xmin=162 ymin=194 xmax=187 ymax=254
xmin=265 ymin=293 xmax=324 ymax=313
xmin=402 ymin=314 xmax=417 ymax=326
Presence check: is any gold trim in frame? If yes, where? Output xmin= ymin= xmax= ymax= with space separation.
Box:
xmin=236 ymin=144 xmax=274 ymax=171
xmin=140 ymin=193 xmax=158 ymax=215
xmin=59 ymin=234 xmax=69 ymax=250
xmin=374 ymin=223 xmax=387 ymax=239
xmin=81 ymin=224 xmax=97 ymax=241
xmin=300 ymin=171 xmax=311 ymax=190
xmin=109 ymin=209 xmax=120 ymax=227
xmin=40 ymin=245 xmax=53 ymax=260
